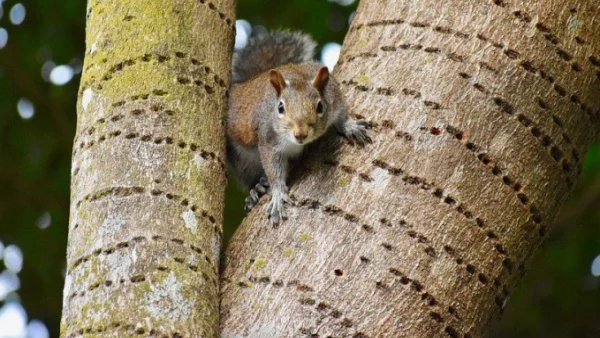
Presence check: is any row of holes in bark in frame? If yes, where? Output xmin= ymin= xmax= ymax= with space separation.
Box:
xmin=486 ymin=85 xmax=581 ymax=167
xmin=235 ymin=275 xmax=358 ymax=336
xmin=320 ymin=157 xmax=511 ymax=262
xmin=298 ymin=330 xmax=367 ymax=338
xmin=68 ymin=234 xmax=216 ymax=276
xmin=351 ymin=12 xmax=597 ymax=83
xmin=76 ymin=186 xmax=216 ymax=224
xmin=369 ymin=42 xmax=585 ymax=170
xmin=297 ymin=196 xmax=445 ymax=263
xmin=355 ymin=116 xmax=552 ymax=241
xmin=375 ymin=160 xmax=513 ymax=316
xmin=68 ymin=254 xmax=215 ymax=303
xmin=444 ymin=243 xmax=515 ymax=292
xmin=513 ymin=59 xmax=597 ymax=123
xmin=473 ymin=32 xmax=598 ymax=123
xmin=342 ymin=56 xmax=591 ymax=167
xmin=458 ymin=72 xmax=576 ymax=188
xmin=341 ymin=43 xmax=583 ymax=149
xmin=296 ymin=194 xmax=504 ymax=316
xmin=65 ymin=321 xmax=180 ymax=338
xmin=344 ymin=66 xmax=578 ymax=189
xmin=73 ymin=185 xmax=222 ymax=236
xmin=238 ymin=196 xmax=466 ymax=333
xmin=236 ymin=276 xmax=311 ymax=291
xmin=376 ymin=38 xmax=597 ymax=124
xmin=340 ymin=79 xmax=444 ymax=110
xmin=197 ymin=0 xmax=234 ymax=28
xmin=359 ymin=117 xmax=415 ymax=142
xmin=300 ymin=332 xmax=368 ymax=338
xmin=383 ymin=240 xmax=501 ymax=316
xmin=490 ymin=1 xmax=599 ymax=74
xmin=84 ymin=51 xmax=227 ymax=93
xmin=341 ymin=46 xmax=498 ymax=76
xmin=77 ymin=89 xmax=166 ymax=136
xmin=371 ymin=111 xmax=578 ymax=172
xmin=386 ymin=268 xmax=470 ymax=338
xmin=365 ymin=159 xmax=511 ymax=258
xmin=325 ymin=141 xmax=524 ymax=298
xmin=85 ymin=0 xmax=234 ymax=28
xmin=348 ymin=123 xmax=522 ymax=315
xmin=234 ymin=243 xmax=470 ymax=337
xmin=427 ymin=124 xmax=548 ymax=237
xmin=78 ymin=95 xmax=176 ymax=143
xmin=72 ymin=128 xmax=225 ymax=170
xmin=298 ymin=296 xmax=355 ymax=333
xmin=344 ymin=19 xmax=598 ymax=124
xmin=379 ymin=43 xmax=495 ymax=72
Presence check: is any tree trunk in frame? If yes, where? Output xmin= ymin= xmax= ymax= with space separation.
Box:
xmin=221 ymin=1 xmax=599 ymax=337
xmin=61 ymin=1 xmax=234 ymax=337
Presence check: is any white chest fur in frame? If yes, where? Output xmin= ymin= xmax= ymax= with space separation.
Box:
xmin=278 ymin=138 xmax=305 ymax=158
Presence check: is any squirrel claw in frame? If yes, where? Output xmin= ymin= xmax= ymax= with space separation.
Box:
xmin=267 ymin=186 xmax=294 ymax=225
xmin=244 ymin=196 xmax=257 ymax=213
xmin=253 ymin=177 xmax=270 ymax=195
xmin=343 ymin=119 xmax=371 ymax=146
xmin=244 ymin=177 xmax=271 ymax=213
xmin=282 ymin=193 xmax=296 ymax=206
xmin=268 ymin=201 xmax=287 ymax=225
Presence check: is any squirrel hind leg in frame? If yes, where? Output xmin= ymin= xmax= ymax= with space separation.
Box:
xmin=244 ymin=177 xmax=270 ymax=213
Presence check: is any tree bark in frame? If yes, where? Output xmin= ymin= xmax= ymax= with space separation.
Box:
xmin=221 ymin=1 xmax=599 ymax=337
xmin=61 ymin=0 xmax=235 ymax=336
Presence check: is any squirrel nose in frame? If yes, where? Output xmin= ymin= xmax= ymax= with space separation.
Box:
xmin=294 ymin=133 xmax=307 ymax=143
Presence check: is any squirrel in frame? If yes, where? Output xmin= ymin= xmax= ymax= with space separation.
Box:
xmin=227 ymin=27 xmax=371 ymax=225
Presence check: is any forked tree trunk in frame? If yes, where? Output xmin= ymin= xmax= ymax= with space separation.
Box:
xmin=61 ymin=0 xmax=234 ymax=336
xmin=221 ymin=1 xmax=599 ymax=337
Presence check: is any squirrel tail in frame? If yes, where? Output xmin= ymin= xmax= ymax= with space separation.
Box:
xmin=232 ymin=26 xmax=317 ymax=83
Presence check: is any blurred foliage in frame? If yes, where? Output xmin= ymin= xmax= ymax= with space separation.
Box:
xmin=0 ymin=0 xmax=86 ymax=334
xmin=0 ymin=0 xmax=598 ymax=337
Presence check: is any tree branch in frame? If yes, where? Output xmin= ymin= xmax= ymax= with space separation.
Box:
xmin=221 ymin=1 xmax=600 ymax=336
xmin=60 ymin=1 xmax=235 ymax=336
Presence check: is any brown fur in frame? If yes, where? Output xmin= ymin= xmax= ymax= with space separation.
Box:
xmin=227 ymin=62 xmax=326 ymax=148
xmin=227 ymin=30 xmax=370 ymax=224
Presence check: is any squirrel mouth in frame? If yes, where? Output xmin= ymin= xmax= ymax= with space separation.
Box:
xmin=294 ymin=137 xmax=310 ymax=145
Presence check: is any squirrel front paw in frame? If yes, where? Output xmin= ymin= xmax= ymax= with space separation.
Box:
xmin=342 ymin=119 xmax=372 ymax=145
xmin=268 ymin=185 xmax=295 ymax=225
xmin=244 ymin=177 xmax=270 ymax=213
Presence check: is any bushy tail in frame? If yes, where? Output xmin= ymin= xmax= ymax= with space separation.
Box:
xmin=232 ymin=26 xmax=317 ymax=83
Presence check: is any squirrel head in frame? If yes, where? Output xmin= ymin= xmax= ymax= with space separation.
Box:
xmin=269 ymin=66 xmax=330 ymax=145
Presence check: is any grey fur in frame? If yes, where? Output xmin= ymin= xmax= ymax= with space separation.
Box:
xmin=227 ymin=141 xmax=263 ymax=189
xmin=232 ymin=26 xmax=317 ymax=83
xmin=244 ymin=177 xmax=269 ymax=212
xmin=227 ymin=29 xmax=371 ymax=223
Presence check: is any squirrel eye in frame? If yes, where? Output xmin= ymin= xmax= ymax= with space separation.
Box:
xmin=316 ymin=101 xmax=324 ymax=115
xmin=278 ymin=101 xmax=285 ymax=114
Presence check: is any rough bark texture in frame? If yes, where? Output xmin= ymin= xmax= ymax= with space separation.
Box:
xmin=221 ymin=1 xmax=599 ymax=337
xmin=61 ymin=0 xmax=235 ymax=336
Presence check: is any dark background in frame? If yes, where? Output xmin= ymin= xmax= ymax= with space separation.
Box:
xmin=0 ymin=0 xmax=599 ymax=337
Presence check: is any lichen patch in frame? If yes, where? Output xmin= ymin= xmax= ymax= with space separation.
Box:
xmin=105 ymin=250 xmax=132 ymax=281
xmin=99 ymin=213 xmax=124 ymax=240
xmin=82 ymin=88 xmax=94 ymax=112
xmin=181 ymin=209 xmax=197 ymax=233
xmin=567 ymin=13 xmax=583 ymax=32
xmin=370 ymin=167 xmax=390 ymax=190
xmin=144 ymin=272 xmax=192 ymax=322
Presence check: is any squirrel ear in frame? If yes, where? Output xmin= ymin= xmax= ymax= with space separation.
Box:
xmin=269 ymin=70 xmax=287 ymax=97
xmin=312 ymin=66 xmax=330 ymax=95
